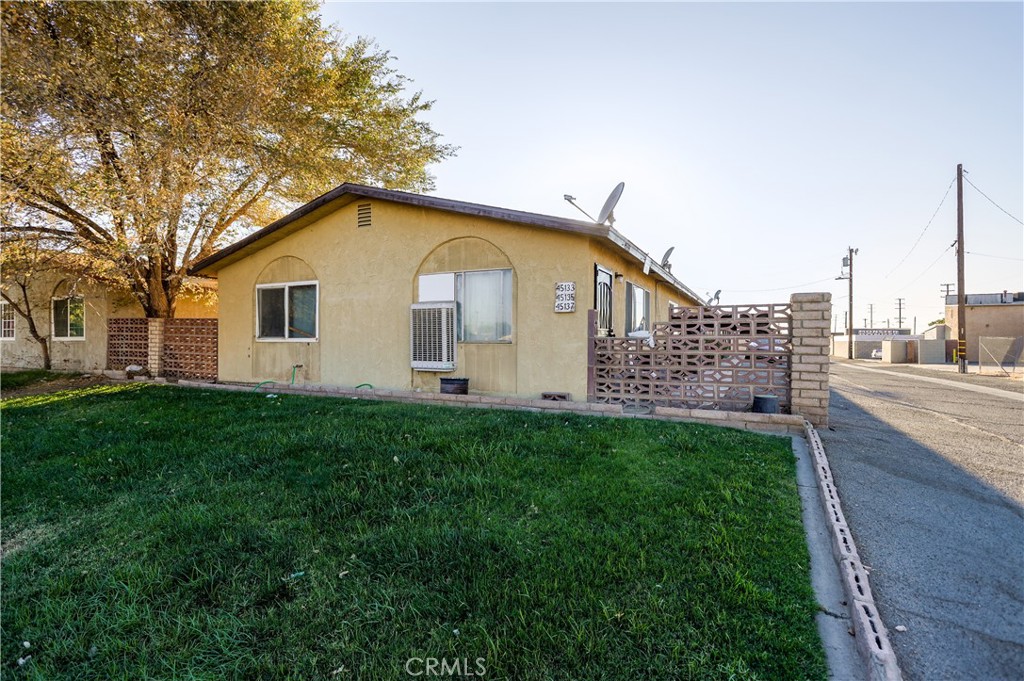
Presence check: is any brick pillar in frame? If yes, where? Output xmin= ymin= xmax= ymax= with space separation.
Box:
xmin=147 ymin=318 xmax=165 ymax=377
xmin=790 ymin=293 xmax=831 ymax=427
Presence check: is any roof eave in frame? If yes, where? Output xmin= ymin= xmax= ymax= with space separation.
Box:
xmin=605 ymin=227 xmax=706 ymax=304
xmin=190 ymin=183 xmax=608 ymax=275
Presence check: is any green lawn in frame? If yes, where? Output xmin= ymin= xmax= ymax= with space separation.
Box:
xmin=1 ymin=384 xmax=826 ymax=680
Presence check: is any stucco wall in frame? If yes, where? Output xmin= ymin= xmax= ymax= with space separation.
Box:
xmin=946 ymin=303 xmax=1024 ymax=362
xmin=214 ymin=200 xmax=698 ymax=399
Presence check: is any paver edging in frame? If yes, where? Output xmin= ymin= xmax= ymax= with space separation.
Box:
xmin=803 ymin=421 xmax=903 ymax=681
xmin=169 ymin=380 xmax=804 ymax=434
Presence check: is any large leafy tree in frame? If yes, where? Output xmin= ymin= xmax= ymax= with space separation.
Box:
xmin=1 ymin=0 xmax=453 ymax=317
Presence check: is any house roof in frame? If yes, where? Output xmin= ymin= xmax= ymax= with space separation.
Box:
xmin=190 ymin=183 xmax=704 ymax=303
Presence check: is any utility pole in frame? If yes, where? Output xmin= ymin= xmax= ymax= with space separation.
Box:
xmin=956 ymin=163 xmax=967 ymax=373
xmin=836 ymin=247 xmax=858 ymax=359
xmin=868 ymin=303 xmax=874 ymax=328
xmin=895 ymin=298 xmax=905 ymax=329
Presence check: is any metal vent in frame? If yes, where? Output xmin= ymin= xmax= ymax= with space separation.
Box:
xmin=357 ymin=203 xmax=372 ymax=228
xmin=411 ymin=302 xmax=456 ymax=371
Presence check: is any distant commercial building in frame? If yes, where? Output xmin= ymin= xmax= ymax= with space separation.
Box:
xmin=945 ymin=291 xmax=1024 ymax=363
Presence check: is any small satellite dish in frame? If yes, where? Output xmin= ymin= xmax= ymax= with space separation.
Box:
xmin=660 ymin=246 xmax=675 ymax=269
xmin=710 ymin=289 xmax=722 ymax=305
xmin=596 ymin=182 xmax=625 ymax=226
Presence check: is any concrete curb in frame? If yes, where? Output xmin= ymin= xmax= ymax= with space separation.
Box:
xmin=803 ymin=421 xmax=903 ymax=681
xmin=168 ymin=379 xmax=807 ymax=435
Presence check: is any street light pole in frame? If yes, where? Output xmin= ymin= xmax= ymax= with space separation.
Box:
xmin=836 ymin=247 xmax=858 ymax=360
xmin=847 ymin=247 xmax=857 ymax=359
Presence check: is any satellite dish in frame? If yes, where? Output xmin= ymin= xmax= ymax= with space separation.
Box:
xmin=660 ymin=246 xmax=675 ymax=269
xmin=596 ymin=182 xmax=625 ymax=225
xmin=710 ymin=289 xmax=722 ymax=305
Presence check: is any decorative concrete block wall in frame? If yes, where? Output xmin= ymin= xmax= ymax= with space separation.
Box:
xmin=162 ymin=319 xmax=218 ymax=380
xmin=106 ymin=318 xmax=149 ymax=370
xmin=109 ymin=317 xmax=218 ymax=381
xmin=789 ymin=292 xmax=832 ymax=427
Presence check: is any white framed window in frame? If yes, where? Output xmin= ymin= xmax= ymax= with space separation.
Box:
xmin=1 ymin=302 xmax=14 ymax=340
xmin=625 ymin=282 xmax=650 ymax=333
xmin=417 ymin=269 xmax=513 ymax=343
xmin=52 ymin=296 xmax=85 ymax=340
xmin=256 ymin=281 xmax=318 ymax=341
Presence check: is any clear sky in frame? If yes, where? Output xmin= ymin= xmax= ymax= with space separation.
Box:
xmin=320 ymin=1 xmax=1023 ymax=330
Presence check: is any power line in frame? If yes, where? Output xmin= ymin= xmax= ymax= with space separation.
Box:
xmin=966 ymin=251 xmax=1024 ymax=262
xmin=963 ymin=175 xmax=1023 ymax=225
xmin=693 ymin=276 xmax=838 ymax=294
xmin=885 ymin=176 xmax=956 ymax=277
xmin=894 ymin=242 xmax=955 ymax=294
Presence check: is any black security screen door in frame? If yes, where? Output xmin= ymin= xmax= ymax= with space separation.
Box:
xmin=595 ymin=265 xmax=613 ymax=336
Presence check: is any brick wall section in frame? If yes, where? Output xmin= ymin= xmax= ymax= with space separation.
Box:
xmin=147 ymin=318 xmax=165 ymax=377
xmin=107 ymin=318 xmax=149 ymax=369
xmin=162 ymin=319 xmax=218 ymax=380
xmin=789 ymin=292 xmax=832 ymax=427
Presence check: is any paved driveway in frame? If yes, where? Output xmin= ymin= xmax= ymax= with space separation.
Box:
xmin=821 ymin=360 xmax=1023 ymax=681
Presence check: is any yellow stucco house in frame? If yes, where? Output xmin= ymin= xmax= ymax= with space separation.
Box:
xmin=191 ymin=184 xmax=703 ymax=400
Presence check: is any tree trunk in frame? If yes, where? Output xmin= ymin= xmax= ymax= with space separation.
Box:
xmin=34 ymin=332 xmax=51 ymax=370
xmin=21 ymin=290 xmax=51 ymax=370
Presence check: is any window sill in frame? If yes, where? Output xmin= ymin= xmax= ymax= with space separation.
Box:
xmin=53 ymin=337 xmax=87 ymax=342
xmin=255 ymin=338 xmax=319 ymax=343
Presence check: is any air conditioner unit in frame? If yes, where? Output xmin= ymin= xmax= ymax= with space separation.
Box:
xmin=410 ymin=302 xmax=456 ymax=371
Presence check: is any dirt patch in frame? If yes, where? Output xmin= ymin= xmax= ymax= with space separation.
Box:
xmin=1 ymin=374 xmax=112 ymax=400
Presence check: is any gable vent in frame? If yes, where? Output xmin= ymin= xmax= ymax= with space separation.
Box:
xmin=357 ymin=203 xmax=372 ymax=228
xmin=411 ymin=302 xmax=456 ymax=371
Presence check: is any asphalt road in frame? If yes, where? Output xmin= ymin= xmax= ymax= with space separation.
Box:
xmin=820 ymin=360 xmax=1023 ymax=681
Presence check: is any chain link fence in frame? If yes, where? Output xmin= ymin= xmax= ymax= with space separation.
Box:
xmin=978 ymin=336 xmax=1024 ymax=376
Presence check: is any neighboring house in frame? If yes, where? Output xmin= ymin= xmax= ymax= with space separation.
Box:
xmin=944 ymin=291 xmax=1024 ymax=363
xmin=191 ymin=183 xmax=703 ymax=400
xmin=0 ymin=271 xmax=217 ymax=372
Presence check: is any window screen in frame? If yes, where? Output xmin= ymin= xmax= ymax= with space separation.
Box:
xmin=288 ymin=285 xmax=317 ymax=339
xmin=258 ymin=287 xmax=286 ymax=338
xmin=626 ymin=283 xmax=650 ymax=333
xmin=53 ymin=297 xmax=84 ymax=338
